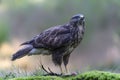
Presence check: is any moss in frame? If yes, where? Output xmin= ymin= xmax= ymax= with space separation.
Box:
xmin=9 ymin=76 xmax=64 ymax=80
xmin=8 ymin=71 xmax=120 ymax=80
xmin=71 ymin=71 xmax=120 ymax=80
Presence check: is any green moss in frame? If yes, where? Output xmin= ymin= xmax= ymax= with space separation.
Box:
xmin=8 ymin=71 xmax=120 ymax=80
xmin=9 ymin=76 xmax=64 ymax=80
xmin=71 ymin=71 xmax=120 ymax=80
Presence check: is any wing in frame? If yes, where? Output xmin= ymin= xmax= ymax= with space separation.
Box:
xmin=33 ymin=25 xmax=72 ymax=49
xmin=21 ymin=25 xmax=72 ymax=49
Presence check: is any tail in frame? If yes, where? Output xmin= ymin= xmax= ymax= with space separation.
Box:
xmin=11 ymin=45 xmax=33 ymax=61
xmin=20 ymin=39 xmax=34 ymax=46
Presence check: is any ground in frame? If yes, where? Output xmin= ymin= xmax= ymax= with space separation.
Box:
xmin=5 ymin=71 xmax=120 ymax=80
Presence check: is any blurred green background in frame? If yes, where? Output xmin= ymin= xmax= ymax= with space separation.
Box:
xmin=0 ymin=0 xmax=120 ymax=73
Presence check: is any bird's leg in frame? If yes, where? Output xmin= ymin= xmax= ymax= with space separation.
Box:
xmin=65 ymin=65 xmax=68 ymax=73
xmin=52 ymin=52 xmax=63 ymax=75
xmin=63 ymin=54 xmax=70 ymax=74
xmin=59 ymin=65 xmax=64 ymax=75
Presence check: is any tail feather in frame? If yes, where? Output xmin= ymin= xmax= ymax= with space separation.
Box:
xmin=20 ymin=39 xmax=34 ymax=46
xmin=11 ymin=46 xmax=33 ymax=61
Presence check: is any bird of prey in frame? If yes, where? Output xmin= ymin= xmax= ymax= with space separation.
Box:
xmin=11 ymin=14 xmax=85 ymax=75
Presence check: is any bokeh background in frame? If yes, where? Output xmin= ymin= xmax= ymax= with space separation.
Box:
xmin=0 ymin=0 xmax=120 ymax=73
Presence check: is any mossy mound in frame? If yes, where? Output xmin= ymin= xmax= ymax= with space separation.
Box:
xmin=71 ymin=71 xmax=120 ymax=80
xmin=8 ymin=71 xmax=120 ymax=80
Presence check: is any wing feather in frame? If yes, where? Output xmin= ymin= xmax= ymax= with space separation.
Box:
xmin=34 ymin=25 xmax=72 ymax=49
xmin=21 ymin=25 xmax=72 ymax=49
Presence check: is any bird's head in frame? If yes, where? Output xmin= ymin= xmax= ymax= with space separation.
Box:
xmin=70 ymin=14 xmax=85 ymax=26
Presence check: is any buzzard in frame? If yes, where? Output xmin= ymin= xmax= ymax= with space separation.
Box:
xmin=11 ymin=14 xmax=85 ymax=75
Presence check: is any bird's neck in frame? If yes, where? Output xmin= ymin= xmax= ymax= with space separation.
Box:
xmin=69 ymin=21 xmax=85 ymax=30
xmin=78 ymin=24 xmax=85 ymax=32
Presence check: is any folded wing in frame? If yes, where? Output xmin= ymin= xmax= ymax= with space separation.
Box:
xmin=22 ymin=25 xmax=73 ymax=49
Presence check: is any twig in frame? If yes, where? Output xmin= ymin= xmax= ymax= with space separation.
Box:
xmin=41 ymin=64 xmax=77 ymax=77
xmin=41 ymin=65 xmax=62 ymax=76
xmin=41 ymin=65 xmax=49 ymax=74
xmin=48 ymin=67 xmax=54 ymax=74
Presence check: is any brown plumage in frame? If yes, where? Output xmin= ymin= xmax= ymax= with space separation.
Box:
xmin=11 ymin=14 xmax=85 ymax=74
